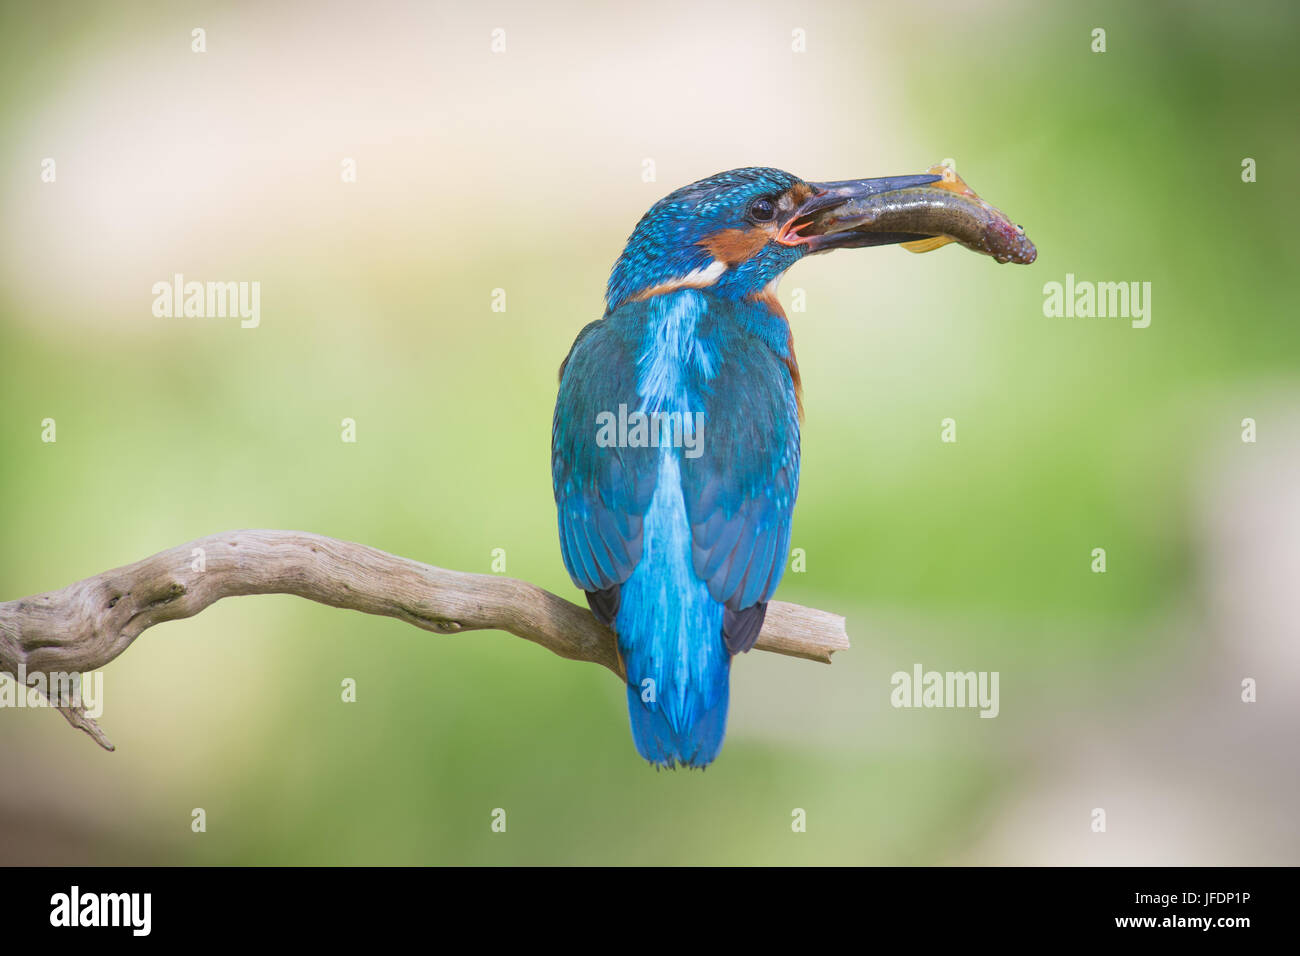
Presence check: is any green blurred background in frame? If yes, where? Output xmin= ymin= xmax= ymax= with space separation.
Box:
xmin=2 ymin=0 xmax=1297 ymax=864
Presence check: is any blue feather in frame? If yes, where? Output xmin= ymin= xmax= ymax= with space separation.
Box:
xmin=617 ymin=452 xmax=729 ymax=768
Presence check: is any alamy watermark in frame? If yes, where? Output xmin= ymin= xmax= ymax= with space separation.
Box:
xmin=50 ymin=886 xmax=150 ymax=936
xmin=151 ymin=274 xmax=260 ymax=328
xmin=1 ymin=664 xmax=104 ymax=717
xmin=1043 ymin=273 xmax=1151 ymax=329
xmin=595 ymin=403 xmax=704 ymax=459
xmin=890 ymin=663 xmax=999 ymax=718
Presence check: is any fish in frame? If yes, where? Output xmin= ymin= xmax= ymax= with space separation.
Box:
xmin=815 ymin=164 xmax=1037 ymax=265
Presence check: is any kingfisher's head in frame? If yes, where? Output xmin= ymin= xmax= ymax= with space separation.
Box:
xmin=604 ymin=166 xmax=944 ymax=313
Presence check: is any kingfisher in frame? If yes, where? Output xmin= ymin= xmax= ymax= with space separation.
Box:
xmin=552 ymin=165 xmax=1033 ymax=768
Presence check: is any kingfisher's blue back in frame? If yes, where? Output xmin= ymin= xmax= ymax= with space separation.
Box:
xmin=554 ymin=288 xmax=799 ymax=767
xmin=552 ymin=165 xmax=947 ymax=767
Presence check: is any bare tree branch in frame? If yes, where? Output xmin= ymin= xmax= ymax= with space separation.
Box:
xmin=0 ymin=530 xmax=849 ymax=751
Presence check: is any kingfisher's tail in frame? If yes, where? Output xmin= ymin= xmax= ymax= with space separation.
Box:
xmin=625 ymin=673 xmax=729 ymax=769
xmin=614 ymin=452 xmax=734 ymax=769
xmin=616 ymin=549 xmax=732 ymax=769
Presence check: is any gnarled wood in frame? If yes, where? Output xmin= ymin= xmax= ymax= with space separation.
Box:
xmin=0 ymin=530 xmax=850 ymax=751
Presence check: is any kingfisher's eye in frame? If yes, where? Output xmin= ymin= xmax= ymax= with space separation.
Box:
xmin=748 ymin=197 xmax=776 ymax=222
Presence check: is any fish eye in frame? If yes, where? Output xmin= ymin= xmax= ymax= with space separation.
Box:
xmin=748 ymin=197 xmax=776 ymax=222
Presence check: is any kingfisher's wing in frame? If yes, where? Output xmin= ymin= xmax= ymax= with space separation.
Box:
xmin=553 ymin=304 xmax=800 ymax=652
xmin=552 ymin=317 xmax=657 ymax=620
xmin=680 ymin=330 xmax=800 ymax=653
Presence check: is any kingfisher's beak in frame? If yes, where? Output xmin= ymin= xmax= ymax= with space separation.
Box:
xmin=777 ymin=173 xmax=944 ymax=252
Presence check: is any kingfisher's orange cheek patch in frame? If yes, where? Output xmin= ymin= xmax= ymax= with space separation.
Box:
xmin=699 ymin=226 xmax=772 ymax=265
